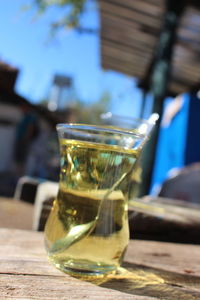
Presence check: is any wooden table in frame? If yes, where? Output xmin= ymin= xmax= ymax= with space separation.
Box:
xmin=0 ymin=198 xmax=33 ymax=230
xmin=1 ymin=228 xmax=200 ymax=299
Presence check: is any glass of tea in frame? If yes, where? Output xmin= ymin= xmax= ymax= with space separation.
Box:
xmin=44 ymin=115 xmax=158 ymax=277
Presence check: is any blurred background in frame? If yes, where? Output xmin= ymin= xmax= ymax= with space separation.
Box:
xmin=0 ymin=0 xmax=148 ymax=197
xmin=0 ymin=0 xmax=200 ymax=240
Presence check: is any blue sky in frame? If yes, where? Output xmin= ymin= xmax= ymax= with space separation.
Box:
xmin=0 ymin=0 xmax=145 ymax=117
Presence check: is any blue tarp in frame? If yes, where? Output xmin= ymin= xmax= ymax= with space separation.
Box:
xmin=150 ymin=93 xmax=190 ymax=195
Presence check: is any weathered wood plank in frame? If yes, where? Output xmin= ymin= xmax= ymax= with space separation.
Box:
xmin=102 ymin=45 xmax=150 ymax=67
xmin=125 ymin=240 xmax=200 ymax=277
xmin=0 ymin=228 xmax=200 ymax=299
xmin=0 ymin=274 xmax=152 ymax=299
xmin=101 ymin=12 xmax=158 ymax=46
xmin=102 ymin=39 xmax=153 ymax=61
xmin=106 ymin=0 xmax=164 ymax=17
xmin=100 ymin=1 xmax=162 ymax=28
xmin=102 ymin=58 xmax=144 ymax=77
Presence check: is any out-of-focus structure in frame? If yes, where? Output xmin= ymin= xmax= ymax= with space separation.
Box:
xmin=48 ymin=74 xmax=74 ymax=111
xmin=99 ymin=0 xmax=200 ymax=194
xmin=100 ymin=0 xmax=200 ymax=106
xmin=0 ymin=62 xmax=60 ymax=195
xmin=0 ymin=62 xmax=59 ymax=163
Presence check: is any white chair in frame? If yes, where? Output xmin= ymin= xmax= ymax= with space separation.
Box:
xmin=32 ymin=181 xmax=59 ymax=231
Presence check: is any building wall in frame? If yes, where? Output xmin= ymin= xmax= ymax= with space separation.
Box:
xmin=0 ymin=104 xmax=22 ymax=172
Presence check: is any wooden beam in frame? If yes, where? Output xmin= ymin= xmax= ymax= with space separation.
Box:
xmin=101 ymin=39 xmax=153 ymax=61
xmin=102 ymin=36 xmax=155 ymax=57
xmin=100 ymin=1 xmax=162 ymax=28
xmin=102 ymin=0 xmax=164 ymax=17
xmin=101 ymin=14 xmax=158 ymax=51
xmin=102 ymin=57 xmax=145 ymax=77
xmin=172 ymin=63 xmax=200 ymax=79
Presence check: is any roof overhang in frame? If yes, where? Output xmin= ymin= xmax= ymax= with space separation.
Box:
xmin=100 ymin=0 xmax=200 ymax=96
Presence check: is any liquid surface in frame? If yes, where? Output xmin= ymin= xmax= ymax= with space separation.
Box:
xmin=45 ymin=139 xmax=140 ymax=275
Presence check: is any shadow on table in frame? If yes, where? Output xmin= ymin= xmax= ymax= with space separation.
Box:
xmin=87 ymin=262 xmax=200 ymax=299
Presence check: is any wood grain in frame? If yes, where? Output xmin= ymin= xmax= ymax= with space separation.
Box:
xmin=0 ymin=228 xmax=200 ymax=299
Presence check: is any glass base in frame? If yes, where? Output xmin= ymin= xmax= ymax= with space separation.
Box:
xmin=49 ymin=257 xmax=118 ymax=278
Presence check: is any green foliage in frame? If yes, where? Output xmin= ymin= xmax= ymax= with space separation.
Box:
xmin=30 ymin=0 xmax=95 ymax=32
xmin=39 ymin=91 xmax=111 ymax=124
xmin=72 ymin=91 xmax=111 ymax=124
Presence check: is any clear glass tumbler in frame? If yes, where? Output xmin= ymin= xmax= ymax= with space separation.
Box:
xmin=44 ymin=116 xmax=157 ymax=277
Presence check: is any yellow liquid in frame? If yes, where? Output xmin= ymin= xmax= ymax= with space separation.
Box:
xmin=45 ymin=139 xmax=140 ymax=276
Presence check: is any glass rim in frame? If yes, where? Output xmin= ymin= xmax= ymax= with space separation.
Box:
xmin=56 ymin=123 xmax=144 ymax=138
xmin=56 ymin=123 xmax=153 ymax=139
xmin=100 ymin=112 xmax=153 ymax=125
xmin=56 ymin=113 xmax=158 ymax=138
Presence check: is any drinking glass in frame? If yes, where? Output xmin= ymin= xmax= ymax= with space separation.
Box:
xmin=44 ymin=115 xmax=157 ymax=277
